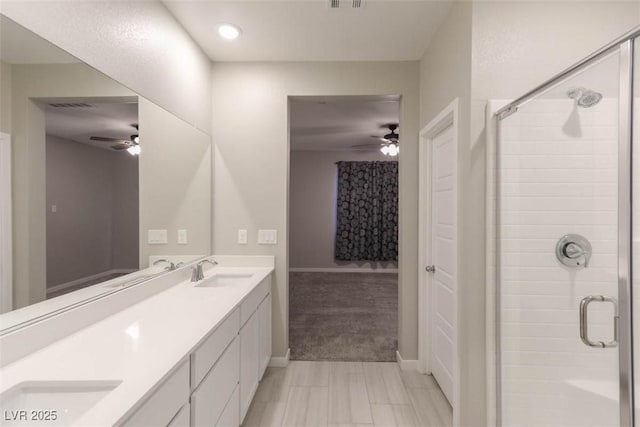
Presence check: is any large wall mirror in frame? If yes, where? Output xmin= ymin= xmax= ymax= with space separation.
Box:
xmin=0 ymin=16 xmax=212 ymax=331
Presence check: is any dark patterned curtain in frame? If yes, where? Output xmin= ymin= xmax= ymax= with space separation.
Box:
xmin=334 ymin=161 xmax=398 ymax=261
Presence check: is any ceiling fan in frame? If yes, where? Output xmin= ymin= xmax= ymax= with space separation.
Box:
xmin=90 ymin=124 xmax=140 ymax=155
xmin=351 ymin=123 xmax=400 ymax=156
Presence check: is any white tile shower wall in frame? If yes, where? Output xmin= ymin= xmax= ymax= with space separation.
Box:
xmin=499 ymin=98 xmax=619 ymax=427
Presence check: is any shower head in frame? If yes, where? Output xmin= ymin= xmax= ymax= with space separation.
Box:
xmin=567 ymin=87 xmax=603 ymax=108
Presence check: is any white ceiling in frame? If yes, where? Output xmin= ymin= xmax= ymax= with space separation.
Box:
xmin=0 ymin=15 xmax=78 ymax=64
xmin=290 ymin=96 xmax=400 ymax=151
xmin=46 ymin=100 xmax=139 ymax=151
xmin=163 ymin=1 xmax=452 ymax=61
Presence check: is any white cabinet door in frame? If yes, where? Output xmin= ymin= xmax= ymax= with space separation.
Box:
xmin=191 ymin=337 xmax=240 ymax=427
xmin=191 ymin=308 xmax=240 ymax=389
xmin=123 ymin=360 xmax=190 ymax=427
xmin=168 ymin=403 xmax=190 ymax=427
xmin=258 ymin=293 xmax=272 ymax=379
xmin=216 ymin=386 xmax=239 ymax=427
xmin=239 ymin=311 xmax=259 ymax=423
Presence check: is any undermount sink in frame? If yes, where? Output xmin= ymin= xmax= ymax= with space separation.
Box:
xmin=195 ymin=273 xmax=254 ymax=288
xmin=0 ymin=380 xmax=121 ymax=425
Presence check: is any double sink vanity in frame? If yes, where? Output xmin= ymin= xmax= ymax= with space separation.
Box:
xmin=0 ymin=256 xmax=274 ymax=426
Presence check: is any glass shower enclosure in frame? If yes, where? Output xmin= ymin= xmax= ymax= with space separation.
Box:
xmin=492 ymin=28 xmax=639 ymax=426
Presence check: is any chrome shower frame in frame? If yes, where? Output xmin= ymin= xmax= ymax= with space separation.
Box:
xmin=494 ymin=26 xmax=639 ymax=427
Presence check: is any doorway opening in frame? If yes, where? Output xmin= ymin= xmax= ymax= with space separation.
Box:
xmin=288 ymin=95 xmax=400 ymax=362
xmin=44 ymin=99 xmax=139 ymax=299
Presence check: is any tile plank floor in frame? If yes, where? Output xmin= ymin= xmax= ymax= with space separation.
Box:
xmin=242 ymin=361 xmax=452 ymax=427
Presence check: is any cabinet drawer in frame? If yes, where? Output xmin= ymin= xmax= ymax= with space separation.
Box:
xmin=191 ymin=336 xmax=240 ymax=426
xmin=216 ymin=386 xmax=239 ymax=427
xmin=191 ymin=308 xmax=240 ymax=388
xmin=168 ymin=403 xmax=190 ymax=427
xmin=240 ymin=276 xmax=270 ymax=326
xmin=123 ymin=359 xmax=189 ymax=427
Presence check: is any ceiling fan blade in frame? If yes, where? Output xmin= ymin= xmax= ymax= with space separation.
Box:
xmin=111 ymin=143 xmax=131 ymax=150
xmin=91 ymin=136 xmax=129 ymax=143
xmin=352 ymin=141 xmax=383 ymax=147
xmin=351 ymin=143 xmax=380 ymax=150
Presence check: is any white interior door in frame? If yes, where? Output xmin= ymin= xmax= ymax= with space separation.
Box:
xmin=429 ymin=124 xmax=456 ymax=405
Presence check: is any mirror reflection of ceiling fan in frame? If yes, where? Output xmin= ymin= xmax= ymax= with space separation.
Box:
xmin=90 ymin=124 xmax=140 ymax=156
xmin=351 ymin=123 xmax=399 ymax=156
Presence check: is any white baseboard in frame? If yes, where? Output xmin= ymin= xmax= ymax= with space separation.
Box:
xmin=47 ymin=269 xmax=137 ymax=295
xmin=269 ymin=348 xmax=290 ymax=367
xmin=289 ymin=268 xmax=398 ymax=273
xmin=396 ymin=350 xmax=419 ymax=371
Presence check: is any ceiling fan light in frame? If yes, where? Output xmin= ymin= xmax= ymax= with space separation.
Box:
xmin=380 ymin=145 xmax=390 ymax=155
xmin=388 ymin=144 xmax=399 ymax=156
xmin=132 ymin=135 xmax=139 ymax=144
xmin=127 ymin=145 xmax=141 ymax=156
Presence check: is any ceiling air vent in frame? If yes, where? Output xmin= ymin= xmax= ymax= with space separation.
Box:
xmin=328 ymin=0 xmax=364 ymax=9
xmin=48 ymin=103 xmax=93 ymax=108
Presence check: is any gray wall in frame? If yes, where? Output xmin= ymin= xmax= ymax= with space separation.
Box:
xmin=0 ymin=1 xmax=212 ymax=133
xmin=212 ymin=61 xmax=420 ymax=360
xmin=289 ymin=150 xmax=398 ymax=270
xmin=110 ymin=147 xmax=140 ymax=271
xmin=419 ymin=3 xmax=474 ymax=424
xmin=138 ymin=98 xmax=212 ymax=267
xmin=46 ymin=135 xmax=138 ymax=288
xmin=0 ymin=62 xmax=10 ymax=134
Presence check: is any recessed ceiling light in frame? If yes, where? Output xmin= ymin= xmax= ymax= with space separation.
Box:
xmin=218 ymin=24 xmax=241 ymax=40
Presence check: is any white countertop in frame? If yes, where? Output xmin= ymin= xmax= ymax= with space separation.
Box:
xmin=0 ymin=262 xmax=274 ymax=426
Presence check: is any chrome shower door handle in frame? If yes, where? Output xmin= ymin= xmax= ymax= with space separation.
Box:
xmin=579 ymin=295 xmax=618 ymax=348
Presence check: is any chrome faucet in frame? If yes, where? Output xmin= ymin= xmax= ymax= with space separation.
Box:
xmin=153 ymin=259 xmax=176 ymax=271
xmin=191 ymin=259 xmax=218 ymax=282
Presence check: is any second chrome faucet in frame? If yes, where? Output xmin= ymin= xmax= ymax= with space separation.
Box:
xmin=191 ymin=259 xmax=218 ymax=282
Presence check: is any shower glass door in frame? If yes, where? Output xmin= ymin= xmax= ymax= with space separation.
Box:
xmin=496 ymin=47 xmax=626 ymax=426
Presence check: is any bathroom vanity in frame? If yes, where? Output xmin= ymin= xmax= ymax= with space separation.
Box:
xmin=0 ymin=256 xmax=274 ymax=426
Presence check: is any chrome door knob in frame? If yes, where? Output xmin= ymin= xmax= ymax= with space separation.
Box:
xmin=425 ymin=265 xmax=436 ymax=273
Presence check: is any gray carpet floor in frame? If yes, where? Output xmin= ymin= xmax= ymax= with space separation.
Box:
xmin=289 ymin=272 xmax=398 ymax=362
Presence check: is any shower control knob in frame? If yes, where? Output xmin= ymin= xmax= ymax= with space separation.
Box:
xmin=556 ymin=234 xmax=592 ymax=268
xmin=425 ymin=265 xmax=436 ymax=273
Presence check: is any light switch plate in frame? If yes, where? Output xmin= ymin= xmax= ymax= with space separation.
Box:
xmin=238 ymin=229 xmax=248 ymax=245
xmin=177 ymin=229 xmax=188 ymax=244
xmin=258 ymin=229 xmax=277 ymax=245
xmin=148 ymin=229 xmax=168 ymax=244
